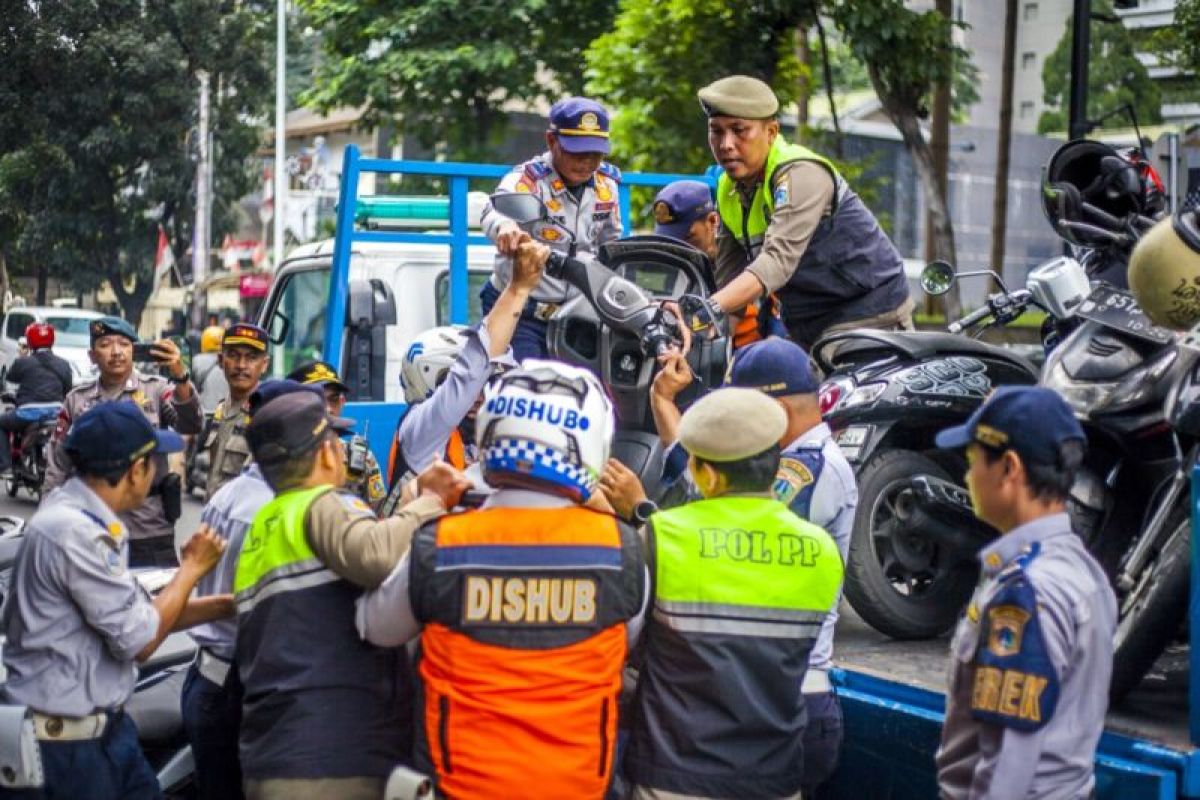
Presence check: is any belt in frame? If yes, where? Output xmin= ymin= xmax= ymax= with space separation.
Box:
xmin=488 ymin=275 xmax=562 ymax=321
xmin=196 ymin=648 xmax=232 ymax=687
xmin=31 ymin=711 xmax=109 ymax=741
xmin=802 ymin=668 xmax=833 ymax=695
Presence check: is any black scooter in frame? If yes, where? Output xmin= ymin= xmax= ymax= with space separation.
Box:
xmin=811 ymin=260 xmax=1073 ymax=639
xmin=489 ymin=192 xmax=729 ymax=497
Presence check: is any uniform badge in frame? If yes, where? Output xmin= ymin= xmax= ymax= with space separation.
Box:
xmin=95 ymin=540 xmax=125 ymax=576
xmin=653 ymin=201 xmax=674 ymax=225
xmin=538 ymin=226 xmax=562 ymax=242
xmin=368 ymin=474 xmax=386 ymax=501
xmin=132 ymin=390 xmax=146 ymax=407
xmin=546 ymin=198 xmax=562 ymax=212
xmin=595 ymin=181 xmax=613 ymax=203
xmin=551 ymin=179 xmax=565 ymax=193
xmin=985 ymin=605 xmax=1029 ymax=657
xmin=773 ymin=180 xmax=790 ymax=208
xmin=772 ymin=456 xmax=815 ymax=504
xmin=579 ymin=112 xmax=600 ymax=131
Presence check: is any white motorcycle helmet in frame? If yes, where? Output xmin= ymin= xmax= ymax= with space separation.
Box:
xmin=475 ymin=359 xmax=615 ymax=501
xmin=400 ymin=326 xmax=471 ymax=404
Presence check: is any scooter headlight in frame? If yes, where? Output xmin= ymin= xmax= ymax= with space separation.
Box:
xmin=1042 ymin=361 xmax=1114 ymax=419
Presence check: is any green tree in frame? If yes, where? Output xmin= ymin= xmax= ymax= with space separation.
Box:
xmin=1037 ymin=0 xmax=1162 ymax=135
xmin=298 ymin=0 xmax=618 ymax=161
xmin=0 ymin=1 xmax=271 ymax=324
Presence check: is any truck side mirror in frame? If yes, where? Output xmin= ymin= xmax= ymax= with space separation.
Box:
xmin=920 ymin=261 xmax=956 ymax=297
xmin=489 ymin=192 xmax=549 ymax=225
xmin=267 ymin=309 xmax=290 ymax=345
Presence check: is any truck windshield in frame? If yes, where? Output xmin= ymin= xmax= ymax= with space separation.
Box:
xmin=46 ymin=316 xmax=95 ymax=348
xmin=266 ymin=266 xmax=331 ymax=376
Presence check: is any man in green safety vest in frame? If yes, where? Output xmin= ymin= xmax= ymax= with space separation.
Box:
xmin=696 ymin=74 xmax=913 ymax=352
xmin=623 ymin=386 xmax=844 ymax=799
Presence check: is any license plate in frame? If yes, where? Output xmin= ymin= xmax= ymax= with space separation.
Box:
xmin=1075 ymin=285 xmax=1174 ymax=345
xmin=835 ymin=425 xmax=872 ymax=448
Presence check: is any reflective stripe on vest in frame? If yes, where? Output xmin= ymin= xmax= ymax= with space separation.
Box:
xmin=716 ymin=138 xmax=839 ymax=262
xmin=234 ymin=484 xmax=336 ymax=613
xmin=650 ymin=495 xmax=842 ymax=636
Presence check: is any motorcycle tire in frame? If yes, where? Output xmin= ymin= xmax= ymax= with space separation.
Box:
xmin=844 ymin=449 xmax=976 ymax=640
xmin=1110 ymin=507 xmax=1190 ymax=705
xmin=4 ymin=474 xmax=15 ymax=499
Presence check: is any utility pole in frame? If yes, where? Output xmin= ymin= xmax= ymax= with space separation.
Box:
xmin=1068 ymin=0 xmax=1091 ymax=140
xmin=192 ymin=70 xmax=211 ymax=332
xmin=273 ymin=0 xmax=287 ymax=269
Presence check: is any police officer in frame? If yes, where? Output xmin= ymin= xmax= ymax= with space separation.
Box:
xmin=623 ymin=387 xmax=843 ymax=800
xmin=696 ymin=75 xmax=912 ymax=352
xmin=45 ymin=316 xmax=203 ymax=568
xmin=287 ymin=360 xmax=387 ymax=511
xmin=480 ymin=96 xmax=623 ymax=360
xmin=358 ymin=360 xmax=646 ymax=799
xmin=933 ymin=387 xmax=1116 ymax=799
xmin=203 ymin=323 xmax=271 ymax=496
xmin=1 ymin=401 xmax=228 ymax=800
xmin=183 ymin=380 xmax=313 ymax=800
xmin=235 ymin=390 xmax=471 ymax=800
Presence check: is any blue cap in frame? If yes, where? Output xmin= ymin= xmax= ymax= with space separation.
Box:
xmin=548 ymin=97 xmax=611 ymax=155
xmin=249 ymin=379 xmax=322 ymax=416
xmin=653 ymin=180 xmax=715 ymax=240
xmin=726 ymin=337 xmax=819 ymax=397
xmin=935 ymin=386 xmax=1086 ymax=466
xmin=65 ymin=400 xmax=184 ymax=471
xmin=89 ymin=316 xmax=138 ymax=345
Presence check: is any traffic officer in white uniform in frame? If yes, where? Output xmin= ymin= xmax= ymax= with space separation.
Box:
xmin=480 ymin=96 xmax=622 ymax=360
xmin=934 ymin=387 xmax=1116 ymax=799
xmin=1 ymin=401 xmax=227 ymax=799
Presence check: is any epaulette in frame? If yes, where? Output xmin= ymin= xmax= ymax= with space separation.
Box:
xmin=597 ymin=162 xmax=622 ymax=183
xmin=523 ymin=159 xmax=553 ymax=180
xmin=996 ymin=542 xmax=1041 ymax=584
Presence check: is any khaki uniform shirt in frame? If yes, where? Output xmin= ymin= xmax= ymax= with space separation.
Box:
xmin=204 ymin=398 xmax=252 ymax=497
xmin=45 ymin=371 xmax=203 ymax=540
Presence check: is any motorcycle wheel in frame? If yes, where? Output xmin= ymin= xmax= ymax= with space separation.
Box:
xmin=4 ymin=475 xmax=15 ymax=498
xmin=844 ymin=449 xmax=976 ymax=640
xmin=1110 ymin=508 xmax=1190 ymax=704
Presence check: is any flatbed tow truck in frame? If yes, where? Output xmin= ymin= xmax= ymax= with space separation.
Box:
xmin=258 ymin=146 xmax=1200 ymax=799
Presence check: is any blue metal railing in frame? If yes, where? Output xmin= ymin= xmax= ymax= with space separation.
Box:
xmin=322 ymin=144 xmax=707 ymax=367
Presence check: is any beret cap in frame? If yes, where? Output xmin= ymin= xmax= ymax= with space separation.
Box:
xmin=698 ymin=75 xmax=780 ymax=119
xmin=678 ymin=387 xmax=787 ymax=462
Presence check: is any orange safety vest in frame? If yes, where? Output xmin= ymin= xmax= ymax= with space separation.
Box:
xmin=408 ymin=506 xmax=645 ymax=799
xmin=733 ymin=294 xmax=783 ymax=349
xmin=388 ymin=427 xmax=466 ymax=486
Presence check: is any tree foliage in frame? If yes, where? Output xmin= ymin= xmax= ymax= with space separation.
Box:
xmin=298 ymin=0 xmax=618 ymax=161
xmin=1037 ymin=0 xmax=1162 ymax=135
xmin=0 ymin=1 xmax=271 ymax=324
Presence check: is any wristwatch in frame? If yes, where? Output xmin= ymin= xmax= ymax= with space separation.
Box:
xmin=168 ymin=370 xmax=191 ymax=384
xmin=630 ymin=499 xmax=659 ymax=526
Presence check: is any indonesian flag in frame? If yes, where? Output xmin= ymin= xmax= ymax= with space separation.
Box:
xmin=154 ymin=225 xmax=176 ymax=290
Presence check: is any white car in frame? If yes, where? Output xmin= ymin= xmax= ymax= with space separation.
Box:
xmin=0 ymin=306 xmax=104 ymax=387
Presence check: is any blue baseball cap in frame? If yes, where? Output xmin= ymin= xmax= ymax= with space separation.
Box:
xmin=935 ymin=386 xmax=1086 ymax=466
xmin=65 ymin=400 xmax=184 ymax=471
xmin=548 ymin=97 xmax=611 ymax=155
xmin=653 ymin=180 xmax=715 ymax=241
xmin=249 ymin=379 xmax=323 ymax=416
xmin=726 ymin=336 xmax=819 ymax=397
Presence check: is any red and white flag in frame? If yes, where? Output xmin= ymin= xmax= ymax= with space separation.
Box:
xmin=154 ymin=225 xmax=176 ymax=290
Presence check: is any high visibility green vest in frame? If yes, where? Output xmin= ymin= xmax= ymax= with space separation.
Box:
xmin=233 ymin=484 xmax=335 ymax=610
xmin=651 ymin=494 xmax=843 ymax=634
xmin=716 ymin=138 xmax=839 ymax=259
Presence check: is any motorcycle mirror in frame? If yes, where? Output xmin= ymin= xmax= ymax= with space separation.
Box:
xmin=489 ymin=192 xmax=549 ymax=225
xmin=920 ymin=261 xmax=956 ymax=296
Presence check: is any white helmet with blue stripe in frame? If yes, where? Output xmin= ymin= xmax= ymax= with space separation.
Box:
xmin=400 ymin=325 xmax=470 ymax=405
xmin=476 ymin=359 xmax=614 ymax=500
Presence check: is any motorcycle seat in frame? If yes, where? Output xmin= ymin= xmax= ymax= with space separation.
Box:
xmin=814 ymin=329 xmax=1038 ymax=377
xmin=13 ymin=404 xmax=62 ymax=424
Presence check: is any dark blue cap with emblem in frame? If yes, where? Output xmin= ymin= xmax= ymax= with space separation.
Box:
xmin=726 ymin=336 xmax=819 ymax=397
xmin=548 ymin=97 xmax=611 ymax=155
xmin=936 ymin=386 xmax=1086 ymax=466
xmin=653 ymin=180 xmax=715 ymax=241
xmin=89 ymin=316 xmax=139 ymax=346
xmin=66 ymin=400 xmax=184 ymax=472
xmin=249 ymin=379 xmax=323 ymax=416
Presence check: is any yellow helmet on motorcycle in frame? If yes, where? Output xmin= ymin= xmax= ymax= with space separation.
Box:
xmin=1127 ymin=210 xmax=1200 ymax=330
xmin=200 ymin=325 xmax=225 ymax=353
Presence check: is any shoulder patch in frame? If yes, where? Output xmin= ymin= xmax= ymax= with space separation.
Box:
xmin=969 ymin=567 xmax=1060 ymax=731
xmin=523 ymin=160 xmax=552 ymax=180
xmin=515 ymin=175 xmax=536 ymax=194
xmin=597 ymin=162 xmax=622 ymax=183
xmin=773 ymin=449 xmax=825 ymax=519
xmin=773 ymin=181 xmax=790 ymax=208
xmin=94 ymin=538 xmax=125 ymax=576
xmin=336 ymin=491 xmax=375 ymax=518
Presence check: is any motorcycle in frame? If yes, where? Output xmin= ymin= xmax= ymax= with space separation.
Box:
xmin=810 ymin=257 xmax=1089 ymax=639
xmin=0 ymin=396 xmax=62 ymax=502
xmin=184 ymin=411 xmax=213 ymax=498
xmin=488 ymin=192 xmax=729 ymax=496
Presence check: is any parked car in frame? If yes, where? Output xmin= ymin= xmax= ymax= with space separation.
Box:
xmin=0 ymin=306 xmax=104 ymax=387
